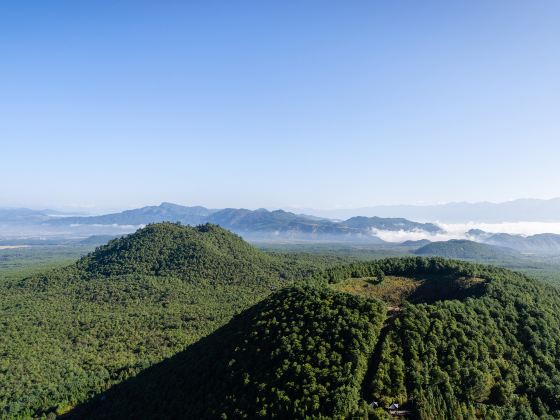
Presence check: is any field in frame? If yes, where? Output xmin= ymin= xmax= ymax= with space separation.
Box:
xmin=0 ymin=245 xmax=94 ymax=283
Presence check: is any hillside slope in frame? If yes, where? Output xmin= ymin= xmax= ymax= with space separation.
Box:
xmin=0 ymin=224 xmax=331 ymax=418
xmin=413 ymin=239 xmax=520 ymax=260
xmin=325 ymin=258 xmax=560 ymax=418
xmin=70 ymin=257 xmax=560 ymax=418
xmin=68 ymin=286 xmax=386 ymax=419
xmin=76 ymin=223 xmax=279 ymax=283
xmin=3 ymin=223 xmax=560 ymax=419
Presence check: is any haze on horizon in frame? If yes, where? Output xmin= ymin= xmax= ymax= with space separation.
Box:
xmin=1 ymin=1 xmax=559 ymax=212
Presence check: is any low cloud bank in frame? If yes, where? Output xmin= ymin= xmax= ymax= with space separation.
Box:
xmin=372 ymin=229 xmax=463 ymax=243
xmin=440 ymin=222 xmax=560 ymax=236
xmin=70 ymin=223 xmax=143 ymax=230
xmin=372 ymin=222 xmax=560 ymax=243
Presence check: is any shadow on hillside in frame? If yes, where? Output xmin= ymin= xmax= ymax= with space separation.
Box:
xmin=62 ymin=310 xmax=248 ymax=420
xmin=406 ymin=273 xmax=487 ymax=304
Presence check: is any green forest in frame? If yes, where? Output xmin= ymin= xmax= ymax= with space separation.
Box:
xmin=2 ymin=223 xmax=560 ymax=419
xmin=69 ymin=286 xmax=386 ymax=419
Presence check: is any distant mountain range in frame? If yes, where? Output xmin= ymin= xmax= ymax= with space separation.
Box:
xmin=51 ymin=203 xmax=215 ymax=226
xmin=41 ymin=202 xmax=444 ymax=242
xmin=298 ymin=198 xmax=560 ymax=222
xmin=3 ymin=201 xmax=560 ymax=254
xmin=467 ymin=229 xmax=560 ymax=255
xmin=0 ymin=208 xmax=56 ymax=223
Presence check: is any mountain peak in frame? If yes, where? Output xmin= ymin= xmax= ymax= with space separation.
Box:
xmin=76 ymin=222 xmax=274 ymax=282
xmin=159 ymin=202 xmax=186 ymax=209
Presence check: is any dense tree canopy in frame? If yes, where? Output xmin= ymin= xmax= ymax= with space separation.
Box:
xmin=1 ymin=224 xmax=331 ymax=418
xmin=70 ymin=286 xmax=386 ymax=419
xmin=2 ymin=224 xmax=560 ymax=419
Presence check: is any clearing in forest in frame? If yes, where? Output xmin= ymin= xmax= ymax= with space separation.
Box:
xmin=331 ymin=274 xmax=486 ymax=306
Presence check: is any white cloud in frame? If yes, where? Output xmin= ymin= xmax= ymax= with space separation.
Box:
xmin=439 ymin=222 xmax=560 ymax=236
xmin=371 ymin=222 xmax=560 ymax=243
xmin=371 ymin=229 xmax=464 ymax=243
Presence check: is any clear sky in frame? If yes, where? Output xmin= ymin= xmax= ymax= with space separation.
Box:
xmin=1 ymin=1 xmax=559 ymax=212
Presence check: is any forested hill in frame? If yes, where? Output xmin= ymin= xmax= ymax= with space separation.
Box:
xmin=413 ymin=239 xmax=521 ymax=260
xmin=69 ymin=257 xmax=560 ymax=419
xmin=1 ymin=223 xmax=332 ymax=419
xmin=4 ymin=224 xmax=560 ymax=418
xmin=69 ymin=286 xmax=387 ymax=419
xmin=75 ymin=223 xmax=278 ymax=283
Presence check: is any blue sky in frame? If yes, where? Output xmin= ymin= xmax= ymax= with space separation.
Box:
xmin=1 ymin=1 xmax=559 ymax=212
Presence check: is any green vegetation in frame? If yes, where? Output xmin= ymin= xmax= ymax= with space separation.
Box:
xmin=75 ymin=223 xmax=336 ymax=285
xmin=1 ymin=275 xmax=268 ymax=418
xmin=324 ymin=258 xmax=560 ymax=418
xmin=397 ymin=269 xmax=560 ymax=418
xmin=69 ymin=286 xmax=386 ymax=419
xmin=258 ymin=240 xmax=560 ymax=287
xmin=332 ymin=276 xmax=422 ymax=307
xmin=76 ymin=223 xmax=278 ymax=282
xmin=414 ymin=239 xmax=520 ymax=260
xmin=0 ymin=223 xmax=329 ymax=418
xmin=0 ymin=245 xmax=92 ymax=283
xmin=366 ymin=328 xmax=407 ymax=407
xmin=332 ymin=274 xmax=485 ymax=308
xmin=3 ymin=224 xmax=560 ymax=419
xmin=255 ymin=241 xmax=413 ymax=260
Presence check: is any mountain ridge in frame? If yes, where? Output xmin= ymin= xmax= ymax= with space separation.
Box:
xmin=295 ymin=197 xmax=560 ymax=222
xmin=467 ymin=229 xmax=560 ymax=255
xmin=44 ymin=203 xmax=444 ymax=242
